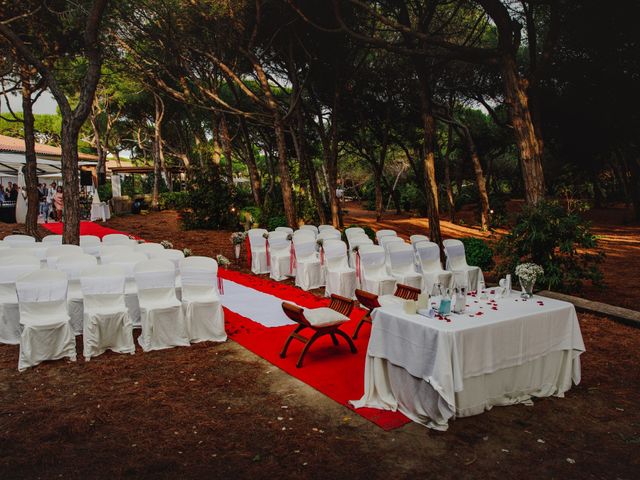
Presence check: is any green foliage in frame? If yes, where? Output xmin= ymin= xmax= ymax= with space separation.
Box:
xmin=240 ymin=206 xmax=263 ymax=228
xmin=343 ymin=224 xmax=376 ymax=242
xmin=178 ymin=165 xmax=237 ymax=230
xmin=97 ymin=181 xmax=113 ymax=202
xmin=158 ymin=191 xmax=188 ymax=210
xmin=267 ymin=215 xmax=288 ymax=231
xmin=460 ymin=237 xmax=494 ymax=272
xmin=495 ymin=201 xmax=604 ymax=292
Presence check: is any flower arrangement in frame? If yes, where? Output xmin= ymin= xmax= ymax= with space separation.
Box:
xmin=351 ymin=244 xmax=360 ymax=253
xmin=515 ymin=263 xmax=544 ymax=282
xmin=262 ymin=232 xmax=269 ymax=239
xmin=316 ymin=238 xmax=324 ymax=247
xmin=129 ymin=235 xmax=144 ymax=244
xmin=183 ymin=248 xmax=193 ymax=257
xmin=230 ymin=232 xmax=246 ymax=245
xmin=216 ymin=254 xmax=231 ymax=267
xmin=160 ymin=240 xmax=173 ymax=249
xmin=287 ymin=233 xmax=293 ymax=241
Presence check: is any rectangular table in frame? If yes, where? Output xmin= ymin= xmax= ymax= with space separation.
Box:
xmin=351 ymin=293 xmax=585 ymax=430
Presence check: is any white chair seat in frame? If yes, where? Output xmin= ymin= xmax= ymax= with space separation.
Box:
xmin=303 ymin=307 xmax=349 ymax=327
xmin=377 ymin=295 xmax=406 ymax=307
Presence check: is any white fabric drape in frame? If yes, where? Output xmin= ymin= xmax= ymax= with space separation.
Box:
xmin=352 ymin=294 xmax=585 ymax=429
xmin=248 ymin=229 xmax=269 ymax=274
xmin=268 ymin=233 xmax=291 ymax=281
xmin=323 ymin=241 xmax=356 ymax=299
xmin=16 ymin=270 xmax=76 ymax=371
xmin=293 ymin=240 xmax=324 ymax=291
xmin=358 ymin=246 xmax=396 ymax=296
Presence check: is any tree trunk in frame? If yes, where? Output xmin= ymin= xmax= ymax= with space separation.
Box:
xmin=292 ymin=108 xmax=327 ymax=224
xmin=373 ymin=166 xmax=383 ymax=222
xmin=21 ymin=73 xmax=39 ymax=237
xmin=219 ymin=114 xmax=234 ymax=184
xmin=151 ymin=94 xmax=164 ymax=210
xmin=458 ymin=125 xmax=490 ymax=230
xmin=61 ymin=120 xmax=81 ymax=245
xmin=273 ymin=112 xmax=297 ymax=227
xmin=239 ymin=117 xmax=262 ymax=206
xmin=443 ymin=123 xmax=456 ymax=222
xmin=502 ymin=54 xmax=545 ymax=204
xmin=416 ymin=69 xmax=443 ymax=250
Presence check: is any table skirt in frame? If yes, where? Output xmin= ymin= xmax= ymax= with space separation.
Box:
xmin=352 ymin=348 xmax=580 ymax=430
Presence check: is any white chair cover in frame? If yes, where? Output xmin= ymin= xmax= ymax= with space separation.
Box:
xmin=293 ymin=237 xmax=324 ymax=291
xmin=348 ymin=236 xmax=374 ymax=268
xmin=379 ymin=235 xmax=404 ymax=253
xmin=317 ymin=229 xmax=341 ymax=242
xmin=323 ymin=240 xmax=356 ymax=298
xmin=275 ymin=226 xmax=294 ymax=234
xmin=55 ymin=253 xmax=98 ymax=335
xmin=180 ymin=256 xmax=226 ymax=343
xmin=443 ymin=239 xmax=485 ymax=291
xmin=102 ymin=233 xmax=136 ymax=246
xmin=102 ymin=251 xmax=148 ymax=326
xmin=0 ymin=241 xmax=9 ymax=250
xmin=345 ymin=227 xmax=365 ymax=240
xmin=268 ymin=231 xmax=292 ymax=281
xmin=358 ymin=245 xmax=396 ymax=296
xmin=150 ymin=248 xmax=185 ymax=270
xmin=134 ymin=260 xmax=189 ymax=351
xmin=293 ymin=229 xmax=315 ymax=242
xmin=135 ymin=242 xmax=166 ymax=258
xmin=46 ymin=244 xmax=83 ymax=269
xmin=16 ymin=269 xmax=76 ymax=371
xmin=42 ymin=235 xmax=63 ymax=245
xmin=0 ymin=256 xmax=40 ymax=345
xmin=318 ymin=225 xmax=335 ymax=232
xmin=99 ymin=244 xmax=135 ymax=263
xmin=3 ymin=234 xmax=36 ymax=247
xmin=388 ymin=243 xmax=422 ymax=289
xmin=0 ymin=248 xmax=38 ymax=260
xmin=410 ymin=234 xmax=429 ymax=246
xmin=416 ymin=241 xmax=453 ymax=293
xmin=375 ymin=229 xmax=397 ymax=243
xmin=248 ymin=228 xmax=269 ymax=274
xmin=300 ymin=225 xmax=319 ymax=235
xmin=80 ymin=265 xmax=135 ymax=360
xmin=80 ymin=235 xmax=101 ymax=257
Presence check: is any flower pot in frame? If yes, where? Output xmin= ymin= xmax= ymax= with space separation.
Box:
xmin=519 ymin=276 xmax=536 ymax=299
xmin=234 ymin=243 xmax=241 ymax=260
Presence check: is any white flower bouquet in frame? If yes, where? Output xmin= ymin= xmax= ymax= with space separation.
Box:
xmin=262 ymin=232 xmax=269 ymax=239
xmin=216 ymin=254 xmax=231 ymax=267
xmin=183 ymin=248 xmax=193 ymax=257
xmin=316 ymin=238 xmax=324 ymax=247
xmin=160 ymin=240 xmax=173 ymax=249
xmin=515 ymin=263 xmax=544 ymax=282
xmin=230 ymin=232 xmax=246 ymax=245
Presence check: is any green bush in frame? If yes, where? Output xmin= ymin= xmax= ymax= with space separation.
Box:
xmin=460 ymin=237 xmax=494 ymax=271
xmin=97 ymin=181 xmax=112 ymax=202
xmin=343 ymin=224 xmax=376 ymax=242
xmin=159 ymin=191 xmax=188 ymax=210
xmin=240 ymin=206 xmax=262 ymax=228
xmin=267 ymin=215 xmax=288 ymax=231
xmin=495 ymin=200 xmax=603 ymax=292
xmin=178 ymin=165 xmax=237 ymax=230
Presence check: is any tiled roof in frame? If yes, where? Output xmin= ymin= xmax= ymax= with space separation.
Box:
xmin=0 ymin=134 xmax=98 ymax=162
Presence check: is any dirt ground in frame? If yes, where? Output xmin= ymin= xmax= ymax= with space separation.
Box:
xmin=0 ymin=209 xmax=639 ymax=479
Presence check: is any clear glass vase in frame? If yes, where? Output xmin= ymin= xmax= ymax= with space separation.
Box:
xmin=234 ymin=243 xmax=241 ymax=260
xmin=519 ymin=276 xmax=535 ymax=299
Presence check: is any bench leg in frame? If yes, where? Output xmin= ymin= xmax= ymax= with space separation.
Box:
xmin=334 ymin=329 xmax=358 ymax=354
xmin=352 ymin=313 xmax=371 ymax=340
xmin=280 ymin=325 xmax=305 ymax=359
xmin=296 ymin=330 xmax=323 ymax=368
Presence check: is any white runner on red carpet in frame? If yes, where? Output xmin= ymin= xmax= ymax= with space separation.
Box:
xmin=220 ymin=280 xmax=296 ymax=328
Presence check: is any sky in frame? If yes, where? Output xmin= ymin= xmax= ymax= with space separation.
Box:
xmin=2 ymin=89 xmax=59 ymax=115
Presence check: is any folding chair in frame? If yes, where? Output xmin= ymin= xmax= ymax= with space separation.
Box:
xmin=280 ymin=294 xmax=357 ymax=367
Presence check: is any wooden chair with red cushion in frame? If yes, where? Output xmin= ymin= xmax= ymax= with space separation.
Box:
xmin=352 ymin=284 xmax=421 ymax=339
xmin=280 ymin=294 xmax=357 ymax=368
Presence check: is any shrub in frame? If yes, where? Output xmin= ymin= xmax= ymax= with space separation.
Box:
xmin=97 ymin=181 xmax=112 ymax=202
xmin=178 ymin=165 xmax=237 ymax=230
xmin=240 ymin=206 xmax=262 ymax=229
xmin=267 ymin=215 xmax=288 ymax=231
xmin=461 ymin=237 xmax=494 ymax=271
xmin=159 ymin=191 xmax=188 ymax=210
xmin=343 ymin=224 xmax=375 ymax=242
xmin=495 ymin=200 xmax=603 ymax=292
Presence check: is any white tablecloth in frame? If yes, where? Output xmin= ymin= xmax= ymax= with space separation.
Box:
xmin=351 ymin=293 xmax=585 ymax=429
xmin=90 ymin=203 xmax=111 ymax=222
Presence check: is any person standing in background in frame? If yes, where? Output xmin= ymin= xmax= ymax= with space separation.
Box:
xmin=9 ymin=184 xmax=18 ymax=202
xmin=46 ymin=182 xmax=56 ymax=222
xmin=53 ymin=185 xmax=64 ymax=221
xmin=0 ymin=185 xmax=4 ymax=203
xmin=39 ymin=183 xmax=48 ymax=221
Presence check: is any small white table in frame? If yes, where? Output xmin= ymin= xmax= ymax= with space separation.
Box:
xmin=351 ymin=293 xmax=585 ymax=430
xmin=90 ymin=202 xmax=111 ymax=222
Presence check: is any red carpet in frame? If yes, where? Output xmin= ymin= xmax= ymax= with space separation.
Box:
xmin=42 ymin=221 xmax=142 ymax=239
xmin=44 ymin=222 xmax=410 ymax=430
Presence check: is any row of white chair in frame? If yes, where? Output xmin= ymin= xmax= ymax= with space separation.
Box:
xmin=245 ymin=226 xmax=484 ymax=301
xmin=0 ymin=254 xmax=226 ymax=371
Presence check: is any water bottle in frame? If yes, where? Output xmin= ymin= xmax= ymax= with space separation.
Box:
xmin=454 ymin=286 xmax=467 ymax=313
xmin=439 ymin=288 xmax=452 ymax=315
xmin=506 ymin=274 xmax=512 ymax=296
